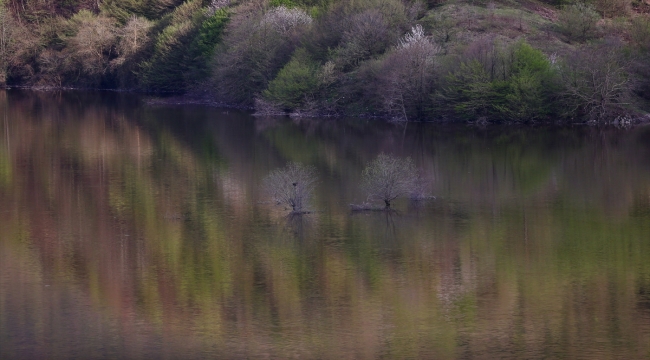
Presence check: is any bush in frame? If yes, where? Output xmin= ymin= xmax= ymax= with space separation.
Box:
xmin=362 ymin=153 xmax=417 ymax=209
xmin=558 ymin=2 xmax=600 ymax=43
xmin=263 ymin=162 xmax=318 ymax=213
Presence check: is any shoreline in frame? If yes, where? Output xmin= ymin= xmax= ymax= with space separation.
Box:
xmin=4 ymin=86 xmax=650 ymax=126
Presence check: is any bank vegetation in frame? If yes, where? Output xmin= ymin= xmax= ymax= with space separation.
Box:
xmin=1 ymin=0 xmax=650 ymax=123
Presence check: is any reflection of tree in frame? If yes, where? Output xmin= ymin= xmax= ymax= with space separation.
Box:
xmin=2 ymin=91 xmax=650 ymax=358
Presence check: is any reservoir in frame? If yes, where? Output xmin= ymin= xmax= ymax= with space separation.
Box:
xmin=1 ymin=90 xmax=650 ymax=359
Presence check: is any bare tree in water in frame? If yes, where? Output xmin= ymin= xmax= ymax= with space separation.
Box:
xmin=361 ymin=153 xmax=417 ymax=209
xmin=263 ymin=162 xmax=318 ymax=214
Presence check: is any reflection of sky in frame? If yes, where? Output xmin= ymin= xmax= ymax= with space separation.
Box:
xmin=1 ymin=90 xmax=650 ymax=359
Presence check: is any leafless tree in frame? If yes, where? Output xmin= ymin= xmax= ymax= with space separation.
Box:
xmin=118 ymin=16 xmax=151 ymax=57
xmin=361 ymin=153 xmax=417 ymax=209
xmin=560 ymin=42 xmax=632 ymax=121
xmin=263 ymin=162 xmax=318 ymax=214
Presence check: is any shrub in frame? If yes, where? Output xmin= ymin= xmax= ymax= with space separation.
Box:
xmin=263 ymin=162 xmax=318 ymax=214
xmin=362 ymin=153 xmax=417 ymax=209
xmin=558 ymin=2 xmax=600 ymax=43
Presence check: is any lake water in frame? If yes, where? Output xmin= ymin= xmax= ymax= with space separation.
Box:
xmin=1 ymin=90 xmax=650 ymax=359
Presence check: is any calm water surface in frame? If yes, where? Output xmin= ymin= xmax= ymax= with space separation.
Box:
xmin=1 ymin=90 xmax=650 ymax=359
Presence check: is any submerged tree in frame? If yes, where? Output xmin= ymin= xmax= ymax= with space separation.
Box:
xmin=263 ymin=162 xmax=318 ymax=214
xmin=361 ymin=153 xmax=417 ymax=209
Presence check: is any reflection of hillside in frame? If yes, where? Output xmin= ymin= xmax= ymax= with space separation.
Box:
xmin=1 ymin=91 xmax=650 ymax=358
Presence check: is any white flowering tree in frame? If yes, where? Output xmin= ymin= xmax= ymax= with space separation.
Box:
xmin=381 ymin=24 xmax=441 ymax=121
xmin=260 ymin=6 xmax=312 ymax=34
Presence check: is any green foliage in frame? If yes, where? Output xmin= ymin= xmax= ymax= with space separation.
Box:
xmin=192 ymin=8 xmax=229 ymax=58
xmin=263 ymin=48 xmax=318 ymax=110
xmin=441 ymin=40 xmax=556 ymax=121
xmin=139 ymin=21 xmax=194 ymax=91
xmin=442 ymin=59 xmax=494 ymax=120
xmin=101 ymin=0 xmax=148 ymax=23
xmin=186 ymin=8 xmax=229 ymax=81
xmin=138 ymin=0 xmax=205 ymax=91
xmin=101 ymin=0 xmax=185 ymax=22
xmin=495 ymin=41 xmax=556 ymax=120
xmin=269 ymin=0 xmax=297 ymax=7
xmin=2 ymin=0 xmax=649 ymax=121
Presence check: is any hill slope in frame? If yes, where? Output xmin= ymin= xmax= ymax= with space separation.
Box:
xmin=1 ymin=0 xmax=649 ymax=122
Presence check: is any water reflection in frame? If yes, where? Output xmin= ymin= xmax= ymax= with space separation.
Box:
xmin=1 ymin=90 xmax=650 ymax=359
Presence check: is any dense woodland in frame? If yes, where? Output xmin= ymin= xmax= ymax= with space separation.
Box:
xmin=1 ymin=0 xmax=650 ymax=122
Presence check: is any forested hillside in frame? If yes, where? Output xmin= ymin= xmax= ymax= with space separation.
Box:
xmin=1 ymin=0 xmax=650 ymax=122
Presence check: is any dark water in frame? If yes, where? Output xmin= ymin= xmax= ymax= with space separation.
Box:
xmin=1 ymin=90 xmax=650 ymax=359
